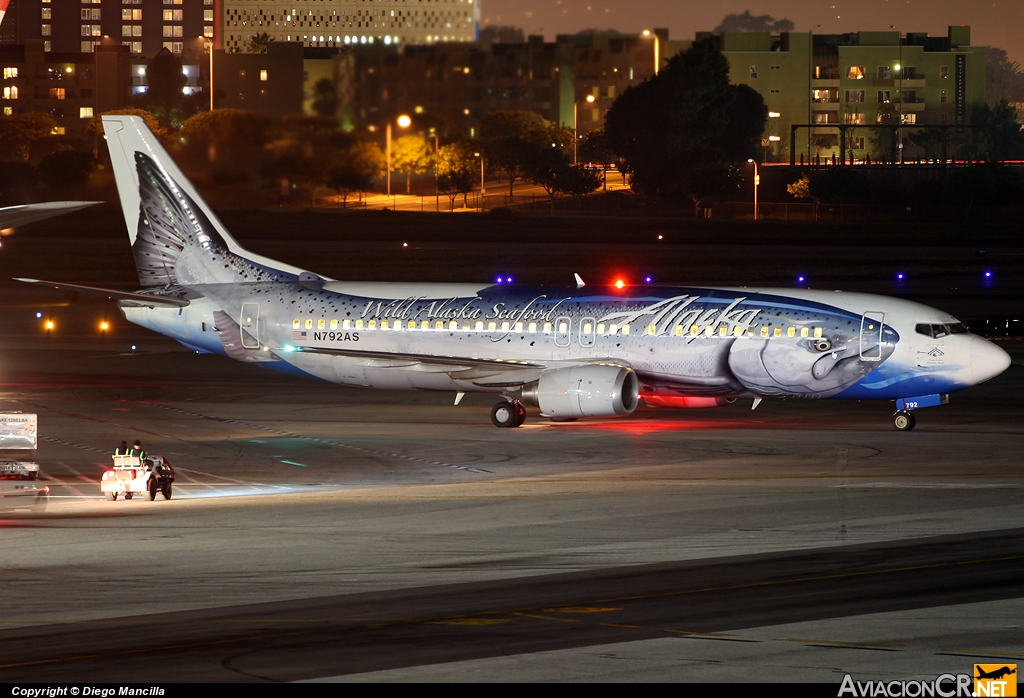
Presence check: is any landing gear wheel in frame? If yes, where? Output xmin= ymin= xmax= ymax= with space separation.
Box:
xmin=162 ymin=483 xmax=172 ymax=500
xmin=106 ymin=491 xmax=118 ymax=501
xmin=148 ymin=480 xmax=158 ymax=501
xmin=491 ymin=401 xmax=518 ymax=428
xmin=124 ymin=492 xmax=133 ymax=500
xmin=513 ymin=402 xmax=527 ymax=427
xmin=893 ymin=411 xmax=916 ymax=431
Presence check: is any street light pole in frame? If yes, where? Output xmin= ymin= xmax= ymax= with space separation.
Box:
xmin=200 ymin=36 xmax=214 ymax=111
xmin=386 ymin=114 xmax=412 ymax=197
xmin=642 ymin=30 xmax=660 ymax=76
xmin=574 ymin=94 xmax=595 ymax=164
xmin=747 ymin=159 xmax=759 ymax=221
xmin=892 ymin=25 xmax=903 ymax=163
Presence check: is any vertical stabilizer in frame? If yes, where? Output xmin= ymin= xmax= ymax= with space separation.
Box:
xmin=102 ymin=115 xmax=307 ymax=286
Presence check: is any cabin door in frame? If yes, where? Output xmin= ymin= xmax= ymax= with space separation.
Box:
xmin=240 ymin=303 xmax=260 ymax=349
xmin=859 ymin=311 xmax=885 ymax=361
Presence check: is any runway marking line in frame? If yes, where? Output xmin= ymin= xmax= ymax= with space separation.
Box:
xmin=541 ymin=607 xmax=622 ymax=614
xmin=426 ymin=619 xmax=512 ymax=626
xmin=600 ymin=623 xmax=640 ymax=629
xmin=775 ymin=637 xmax=903 ymax=650
xmin=939 ymin=649 xmax=1024 ymax=660
xmin=0 ymin=553 xmax=1021 ymax=671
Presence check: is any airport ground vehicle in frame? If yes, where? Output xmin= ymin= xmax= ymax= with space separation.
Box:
xmin=101 ymin=455 xmax=175 ymax=501
xmin=0 ymin=412 xmax=48 ymax=511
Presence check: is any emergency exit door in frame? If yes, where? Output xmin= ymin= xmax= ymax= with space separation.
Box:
xmin=240 ymin=303 xmax=260 ymax=349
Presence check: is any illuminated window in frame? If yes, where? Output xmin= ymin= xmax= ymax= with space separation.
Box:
xmin=813 ymin=327 xmax=823 ymax=338
xmin=544 ymin=322 xmax=553 ymax=333
xmin=42 ymin=8 xmax=52 ymax=19
xmin=304 ymin=318 xmax=313 ymax=329
xmin=500 ymin=321 xmax=510 ymax=332
xmin=329 ymin=319 xmax=338 ymax=330
xmin=462 ymin=321 xmax=470 ymax=331
xmin=204 ymin=10 xmax=214 ymax=21
xmin=774 ymin=327 xmax=783 ymax=338
xmin=420 ymin=320 xmax=429 ymax=330
xmin=786 ymin=326 xmax=795 ymax=338
xmin=122 ymin=26 xmax=133 ymax=37
xmin=42 ymin=25 xmax=51 ymax=36
xmin=529 ymin=322 xmax=538 ymax=333
xmin=393 ymin=321 xmax=401 ymax=331
xmin=621 ymin=324 xmax=630 ymax=335
xmin=292 ymin=319 xmax=300 ymax=329
xmin=3 ymin=86 xmax=18 ymax=99
xmin=343 ymin=319 xmax=351 ymax=330
xmin=3 ymin=107 xmax=10 ymax=115
xmin=558 ymin=321 xmax=568 ymax=334
xmin=435 ymin=320 xmax=444 ymax=330
xmin=260 ymin=70 xmax=268 ymax=81
xmin=381 ymin=320 xmax=389 ymax=330
xmin=719 ymin=325 xmax=728 ymax=337
xmin=760 ymin=326 xmax=770 ymax=338
xmin=475 ymin=321 xmax=483 ymax=331
xmin=800 ymin=327 xmax=809 ymax=338
xmin=448 ymin=320 xmax=457 ymax=330
xmin=514 ymin=322 xmax=524 ymax=333
xmin=3 ymin=68 xmax=17 ymax=79
xmin=608 ymin=323 xmax=617 ymax=335
xmin=49 ymin=87 xmax=66 ymax=100
xmin=204 ymin=26 xmax=214 ymax=39
xmin=647 ymin=324 xmax=657 ymax=335
xmin=673 ymin=325 xmax=683 ymax=336
xmin=367 ymin=320 xmax=376 ymax=330
xmin=846 ymin=66 xmax=865 ymax=80
xmin=79 ymin=107 xmax=93 ymax=118
xmin=733 ymin=326 xmax=743 ymax=337
xmin=356 ymin=319 xmax=364 ymax=330
xmin=690 ymin=325 xmax=699 ymax=336
xmin=316 ymin=318 xmax=324 ymax=330
xmin=488 ymin=321 xmax=497 ymax=332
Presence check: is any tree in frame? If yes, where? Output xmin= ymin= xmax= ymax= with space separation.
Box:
xmin=327 ymin=141 xmax=385 ymax=207
xmin=713 ymin=11 xmax=795 ymax=34
xmin=311 ymin=78 xmax=338 ymax=119
xmin=604 ymin=37 xmax=766 ymax=206
xmin=522 ymin=127 xmax=600 ymax=211
xmin=811 ymin=134 xmax=836 ymax=160
xmin=246 ymin=33 xmax=273 ymax=54
xmin=391 ymin=134 xmax=432 ymax=193
xmin=0 ymin=162 xmax=38 ymax=206
xmin=180 ymin=109 xmax=275 ymax=164
xmin=908 ymin=128 xmax=944 ymax=160
xmin=578 ymin=127 xmax=616 ymax=189
xmin=141 ymin=48 xmax=188 ymax=127
xmin=479 ymin=26 xmax=525 ymax=43
xmin=436 ymin=141 xmax=477 ymax=210
xmin=986 ymin=48 xmax=1024 ymax=106
xmin=36 ymin=149 xmax=95 ymax=195
xmin=0 ymin=112 xmax=57 ymax=161
xmin=870 ymin=102 xmax=898 ymax=163
xmin=480 ymin=110 xmax=552 ymax=199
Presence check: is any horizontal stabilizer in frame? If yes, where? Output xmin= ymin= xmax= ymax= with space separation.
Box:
xmin=14 ymin=278 xmax=190 ymax=308
xmin=0 ymin=201 xmax=101 ymax=229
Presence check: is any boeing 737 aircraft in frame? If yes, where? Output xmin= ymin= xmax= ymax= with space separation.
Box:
xmin=20 ymin=116 xmax=1012 ymax=430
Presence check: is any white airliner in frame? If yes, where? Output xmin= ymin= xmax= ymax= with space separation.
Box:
xmin=20 ymin=116 xmax=1012 ymax=430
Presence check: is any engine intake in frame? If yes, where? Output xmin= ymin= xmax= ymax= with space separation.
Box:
xmin=521 ymin=365 xmax=639 ymax=418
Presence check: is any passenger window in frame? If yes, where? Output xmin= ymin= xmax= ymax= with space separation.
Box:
xmin=329 ymin=319 xmax=338 ymax=330
xmin=317 ymin=318 xmax=326 ymax=330
xmin=435 ymin=320 xmax=445 ymax=330
xmin=305 ymin=318 xmax=313 ymax=330
xmin=674 ymin=325 xmax=683 ymax=336
xmin=774 ymin=327 xmax=782 ymax=338
xmin=343 ymin=319 xmax=351 ymax=330
xmin=787 ymin=326 xmax=795 ymax=338
xmin=648 ymin=324 xmax=657 ymax=335
xmin=529 ymin=322 xmax=538 ymax=333
xmin=367 ymin=320 xmax=376 ymax=330
xmin=462 ymin=322 xmax=470 ymax=331
xmin=515 ymin=322 xmax=524 ymax=333
xmin=476 ymin=321 xmax=484 ymax=331
xmin=719 ymin=325 xmax=728 ymax=336
xmin=292 ymin=319 xmax=300 ymax=329
xmin=488 ymin=321 xmax=497 ymax=332
xmin=733 ymin=326 xmax=743 ymax=336
xmin=608 ymin=323 xmax=618 ymax=335
xmin=393 ymin=321 xmax=401 ymax=331
xmin=501 ymin=321 xmax=510 ymax=332
xmin=544 ymin=322 xmax=553 ymax=333
xmin=813 ymin=327 xmax=823 ymax=338
xmin=408 ymin=320 xmax=416 ymax=330
xmin=621 ymin=324 xmax=630 ymax=335
xmin=420 ymin=320 xmax=429 ymax=330
xmin=356 ymin=319 xmax=364 ymax=330
xmin=381 ymin=320 xmax=389 ymax=330
xmin=760 ymin=326 xmax=770 ymax=338
xmin=800 ymin=327 xmax=808 ymax=338
xmin=690 ymin=325 xmax=699 ymax=336
xmin=449 ymin=320 xmax=458 ymax=331
xmin=559 ymin=321 xmax=569 ymax=334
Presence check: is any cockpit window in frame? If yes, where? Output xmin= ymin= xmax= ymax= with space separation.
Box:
xmin=916 ymin=322 xmax=969 ymax=339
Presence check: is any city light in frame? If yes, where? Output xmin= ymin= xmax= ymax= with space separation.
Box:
xmin=396 ymin=114 xmax=412 ymax=128
xmin=99 ymin=321 xmax=109 ymax=332
xmin=645 ymin=276 xmax=653 ymax=283
xmin=984 ymin=271 xmax=993 ymax=278
xmin=797 ymin=275 xmax=806 ymax=284
xmin=35 ymin=312 xmax=42 ymax=318
xmin=897 ymin=273 xmax=905 ymax=281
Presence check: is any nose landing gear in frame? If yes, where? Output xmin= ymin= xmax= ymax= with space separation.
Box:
xmin=491 ymin=400 xmax=527 ymax=428
xmin=893 ymin=410 xmax=916 ymax=431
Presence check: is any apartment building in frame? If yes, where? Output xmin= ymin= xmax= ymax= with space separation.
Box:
xmin=221 ymin=0 xmax=477 ymax=53
xmin=0 ymin=0 xmax=215 ymax=56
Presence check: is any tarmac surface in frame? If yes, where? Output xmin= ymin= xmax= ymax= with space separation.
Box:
xmin=0 ymin=210 xmax=1022 ymax=682
xmin=0 ymin=322 xmax=1021 ymax=682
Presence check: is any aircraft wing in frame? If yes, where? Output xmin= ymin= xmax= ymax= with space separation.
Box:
xmin=14 ymin=278 xmax=190 ymax=308
xmin=0 ymin=202 xmax=101 ymax=229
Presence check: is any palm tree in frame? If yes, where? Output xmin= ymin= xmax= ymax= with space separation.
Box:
xmin=246 ymin=33 xmax=273 ymax=54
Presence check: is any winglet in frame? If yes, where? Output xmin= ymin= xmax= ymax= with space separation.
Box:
xmin=574 ymin=273 xmax=586 ymax=288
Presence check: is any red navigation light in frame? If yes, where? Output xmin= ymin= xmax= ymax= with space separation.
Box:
xmin=615 ymin=279 xmax=625 ymax=289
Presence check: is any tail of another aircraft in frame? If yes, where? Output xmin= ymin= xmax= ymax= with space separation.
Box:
xmin=102 ymin=115 xmax=304 ymax=287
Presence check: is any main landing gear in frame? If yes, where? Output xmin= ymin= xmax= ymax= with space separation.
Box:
xmin=893 ymin=410 xmax=916 ymax=431
xmin=491 ymin=400 xmax=526 ymax=428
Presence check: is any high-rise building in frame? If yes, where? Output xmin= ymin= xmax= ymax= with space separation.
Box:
xmin=0 ymin=0 xmax=215 ymax=56
xmin=220 ymin=0 xmax=477 ymax=53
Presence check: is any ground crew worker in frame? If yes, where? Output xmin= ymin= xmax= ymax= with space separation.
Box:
xmin=114 ymin=440 xmax=128 ymax=456
xmin=129 ymin=440 xmax=147 ymax=464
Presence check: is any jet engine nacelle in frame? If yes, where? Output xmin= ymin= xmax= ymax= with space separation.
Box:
xmin=522 ymin=365 xmax=639 ymax=418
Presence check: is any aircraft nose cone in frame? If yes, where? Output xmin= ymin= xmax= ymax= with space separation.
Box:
xmin=971 ymin=336 xmax=1011 ymax=384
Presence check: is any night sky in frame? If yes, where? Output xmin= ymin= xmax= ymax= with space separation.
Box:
xmin=481 ymin=1 xmax=1024 ymax=62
